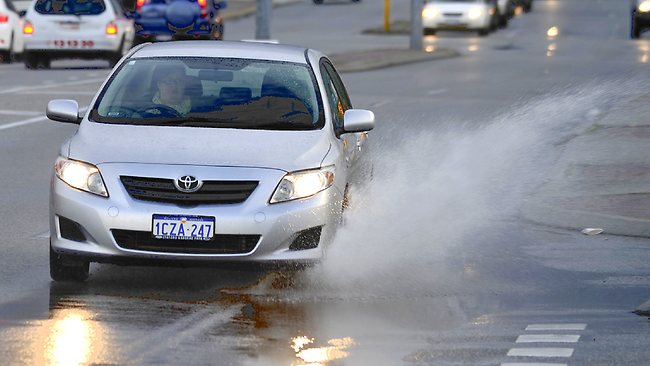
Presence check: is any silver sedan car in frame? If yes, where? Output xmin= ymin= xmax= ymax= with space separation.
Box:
xmin=47 ymin=41 xmax=375 ymax=281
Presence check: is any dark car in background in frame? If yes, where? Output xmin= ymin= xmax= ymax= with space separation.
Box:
xmin=631 ymin=0 xmax=650 ymax=38
xmin=132 ymin=0 xmax=226 ymax=42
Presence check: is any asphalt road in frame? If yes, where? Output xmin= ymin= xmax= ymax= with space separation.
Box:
xmin=1 ymin=0 xmax=650 ymax=365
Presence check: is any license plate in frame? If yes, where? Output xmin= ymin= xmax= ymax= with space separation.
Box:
xmin=51 ymin=40 xmax=95 ymax=48
xmin=152 ymin=214 xmax=215 ymax=241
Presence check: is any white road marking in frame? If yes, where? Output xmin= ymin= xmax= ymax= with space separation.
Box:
xmin=370 ymin=100 xmax=391 ymax=108
xmin=17 ymin=90 xmax=96 ymax=95
xmin=501 ymin=363 xmax=567 ymax=366
xmin=427 ymin=88 xmax=448 ymax=95
xmin=0 ymin=78 xmax=105 ymax=95
xmin=33 ymin=231 xmax=50 ymax=239
xmin=507 ymin=348 xmax=574 ymax=358
xmin=0 ymin=115 xmax=48 ymax=131
xmin=0 ymin=106 xmax=88 ymax=131
xmin=0 ymin=110 xmax=41 ymax=116
xmin=526 ymin=324 xmax=587 ymax=331
xmin=516 ymin=335 xmax=580 ymax=343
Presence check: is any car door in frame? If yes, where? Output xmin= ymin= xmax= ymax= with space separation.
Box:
xmin=319 ymin=59 xmax=368 ymax=169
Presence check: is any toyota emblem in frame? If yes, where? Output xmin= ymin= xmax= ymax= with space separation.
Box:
xmin=174 ymin=175 xmax=203 ymax=193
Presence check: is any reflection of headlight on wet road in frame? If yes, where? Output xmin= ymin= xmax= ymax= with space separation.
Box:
xmin=291 ymin=336 xmax=355 ymax=364
xmin=42 ymin=309 xmax=104 ymax=366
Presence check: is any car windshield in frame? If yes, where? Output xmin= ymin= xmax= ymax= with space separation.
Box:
xmin=91 ymin=57 xmax=324 ymax=131
xmin=35 ymin=0 xmax=106 ymax=15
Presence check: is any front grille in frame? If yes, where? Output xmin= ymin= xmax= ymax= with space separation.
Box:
xmin=112 ymin=229 xmax=261 ymax=254
xmin=120 ymin=176 xmax=258 ymax=205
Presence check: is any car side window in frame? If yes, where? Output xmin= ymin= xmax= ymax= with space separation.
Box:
xmin=319 ymin=62 xmax=343 ymax=132
xmin=320 ymin=60 xmax=352 ymax=133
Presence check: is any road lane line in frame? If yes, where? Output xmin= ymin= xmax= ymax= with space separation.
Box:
xmin=0 ymin=110 xmax=41 ymax=116
xmin=0 ymin=115 xmax=48 ymax=130
xmin=516 ymin=335 xmax=580 ymax=343
xmin=507 ymin=348 xmax=574 ymax=358
xmin=525 ymin=324 xmax=587 ymax=331
xmin=0 ymin=106 xmax=88 ymax=131
xmin=0 ymin=78 xmax=105 ymax=95
xmin=17 ymin=90 xmax=96 ymax=95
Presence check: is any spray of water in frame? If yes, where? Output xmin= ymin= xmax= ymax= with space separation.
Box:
xmin=303 ymin=79 xmax=645 ymax=298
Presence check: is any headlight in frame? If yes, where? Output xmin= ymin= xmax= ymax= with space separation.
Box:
xmin=468 ymin=7 xmax=484 ymax=20
xmin=270 ymin=166 xmax=335 ymax=203
xmin=639 ymin=0 xmax=650 ymax=12
xmin=55 ymin=156 xmax=108 ymax=197
xmin=422 ymin=6 xmax=439 ymax=19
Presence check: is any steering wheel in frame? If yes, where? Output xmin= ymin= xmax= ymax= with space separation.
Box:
xmin=134 ymin=104 xmax=182 ymax=118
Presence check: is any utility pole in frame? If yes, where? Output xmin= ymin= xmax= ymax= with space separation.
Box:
xmin=410 ymin=0 xmax=423 ymax=50
xmin=384 ymin=0 xmax=391 ymax=33
xmin=256 ymin=0 xmax=272 ymax=39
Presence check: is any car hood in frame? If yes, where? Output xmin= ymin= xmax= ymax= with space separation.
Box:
xmin=68 ymin=122 xmax=332 ymax=172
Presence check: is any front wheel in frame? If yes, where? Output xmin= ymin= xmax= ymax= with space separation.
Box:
xmin=50 ymin=246 xmax=90 ymax=282
xmin=423 ymin=28 xmax=437 ymax=36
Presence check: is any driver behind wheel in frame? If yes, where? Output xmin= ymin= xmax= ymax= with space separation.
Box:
xmin=151 ymin=65 xmax=192 ymax=115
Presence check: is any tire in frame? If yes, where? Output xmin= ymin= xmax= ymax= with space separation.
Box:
xmin=0 ymin=33 xmax=13 ymax=64
xmin=50 ymin=246 xmax=90 ymax=282
xmin=631 ymin=16 xmax=641 ymax=39
xmin=37 ymin=56 xmax=51 ymax=69
xmin=423 ymin=28 xmax=437 ymax=36
xmin=24 ymin=51 xmax=38 ymax=69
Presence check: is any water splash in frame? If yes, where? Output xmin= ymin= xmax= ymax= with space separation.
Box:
xmin=306 ymin=79 xmax=646 ymax=297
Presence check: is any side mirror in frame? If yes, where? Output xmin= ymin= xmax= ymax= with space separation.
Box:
xmin=342 ymin=109 xmax=374 ymax=133
xmin=18 ymin=10 xmax=27 ymax=17
xmin=47 ymin=100 xmax=82 ymax=124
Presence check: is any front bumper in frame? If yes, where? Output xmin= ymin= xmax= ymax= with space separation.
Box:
xmin=134 ymin=18 xmax=216 ymax=39
xmin=423 ymin=14 xmax=490 ymax=30
xmin=24 ymin=36 xmax=123 ymax=53
xmin=50 ymin=163 xmax=343 ymax=264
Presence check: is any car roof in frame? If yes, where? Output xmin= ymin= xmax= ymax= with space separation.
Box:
xmin=131 ymin=41 xmax=311 ymax=64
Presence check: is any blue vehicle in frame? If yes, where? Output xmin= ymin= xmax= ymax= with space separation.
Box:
xmin=132 ymin=0 xmax=227 ymax=42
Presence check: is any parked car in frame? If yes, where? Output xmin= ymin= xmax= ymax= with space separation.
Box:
xmin=631 ymin=0 xmax=650 ymax=38
xmin=0 ymin=0 xmax=24 ymax=63
xmin=46 ymin=40 xmax=375 ymax=281
xmin=132 ymin=0 xmax=227 ymax=42
xmin=422 ymin=0 xmax=499 ymax=36
xmin=22 ymin=0 xmax=135 ymax=69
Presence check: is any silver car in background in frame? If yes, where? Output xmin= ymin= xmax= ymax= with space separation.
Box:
xmin=46 ymin=41 xmax=375 ymax=281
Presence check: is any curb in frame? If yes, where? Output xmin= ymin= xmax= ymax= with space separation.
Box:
xmin=330 ymin=48 xmax=460 ymax=73
xmin=221 ymin=0 xmax=302 ymax=21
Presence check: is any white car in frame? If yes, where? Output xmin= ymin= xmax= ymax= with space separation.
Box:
xmin=0 ymin=0 xmax=24 ymax=63
xmin=22 ymin=0 xmax=135 ymax=69
xmin=423 ymin=0 xmax=499 ymax=36
xmin=46 ymin=41 xmax=375 ymax=281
